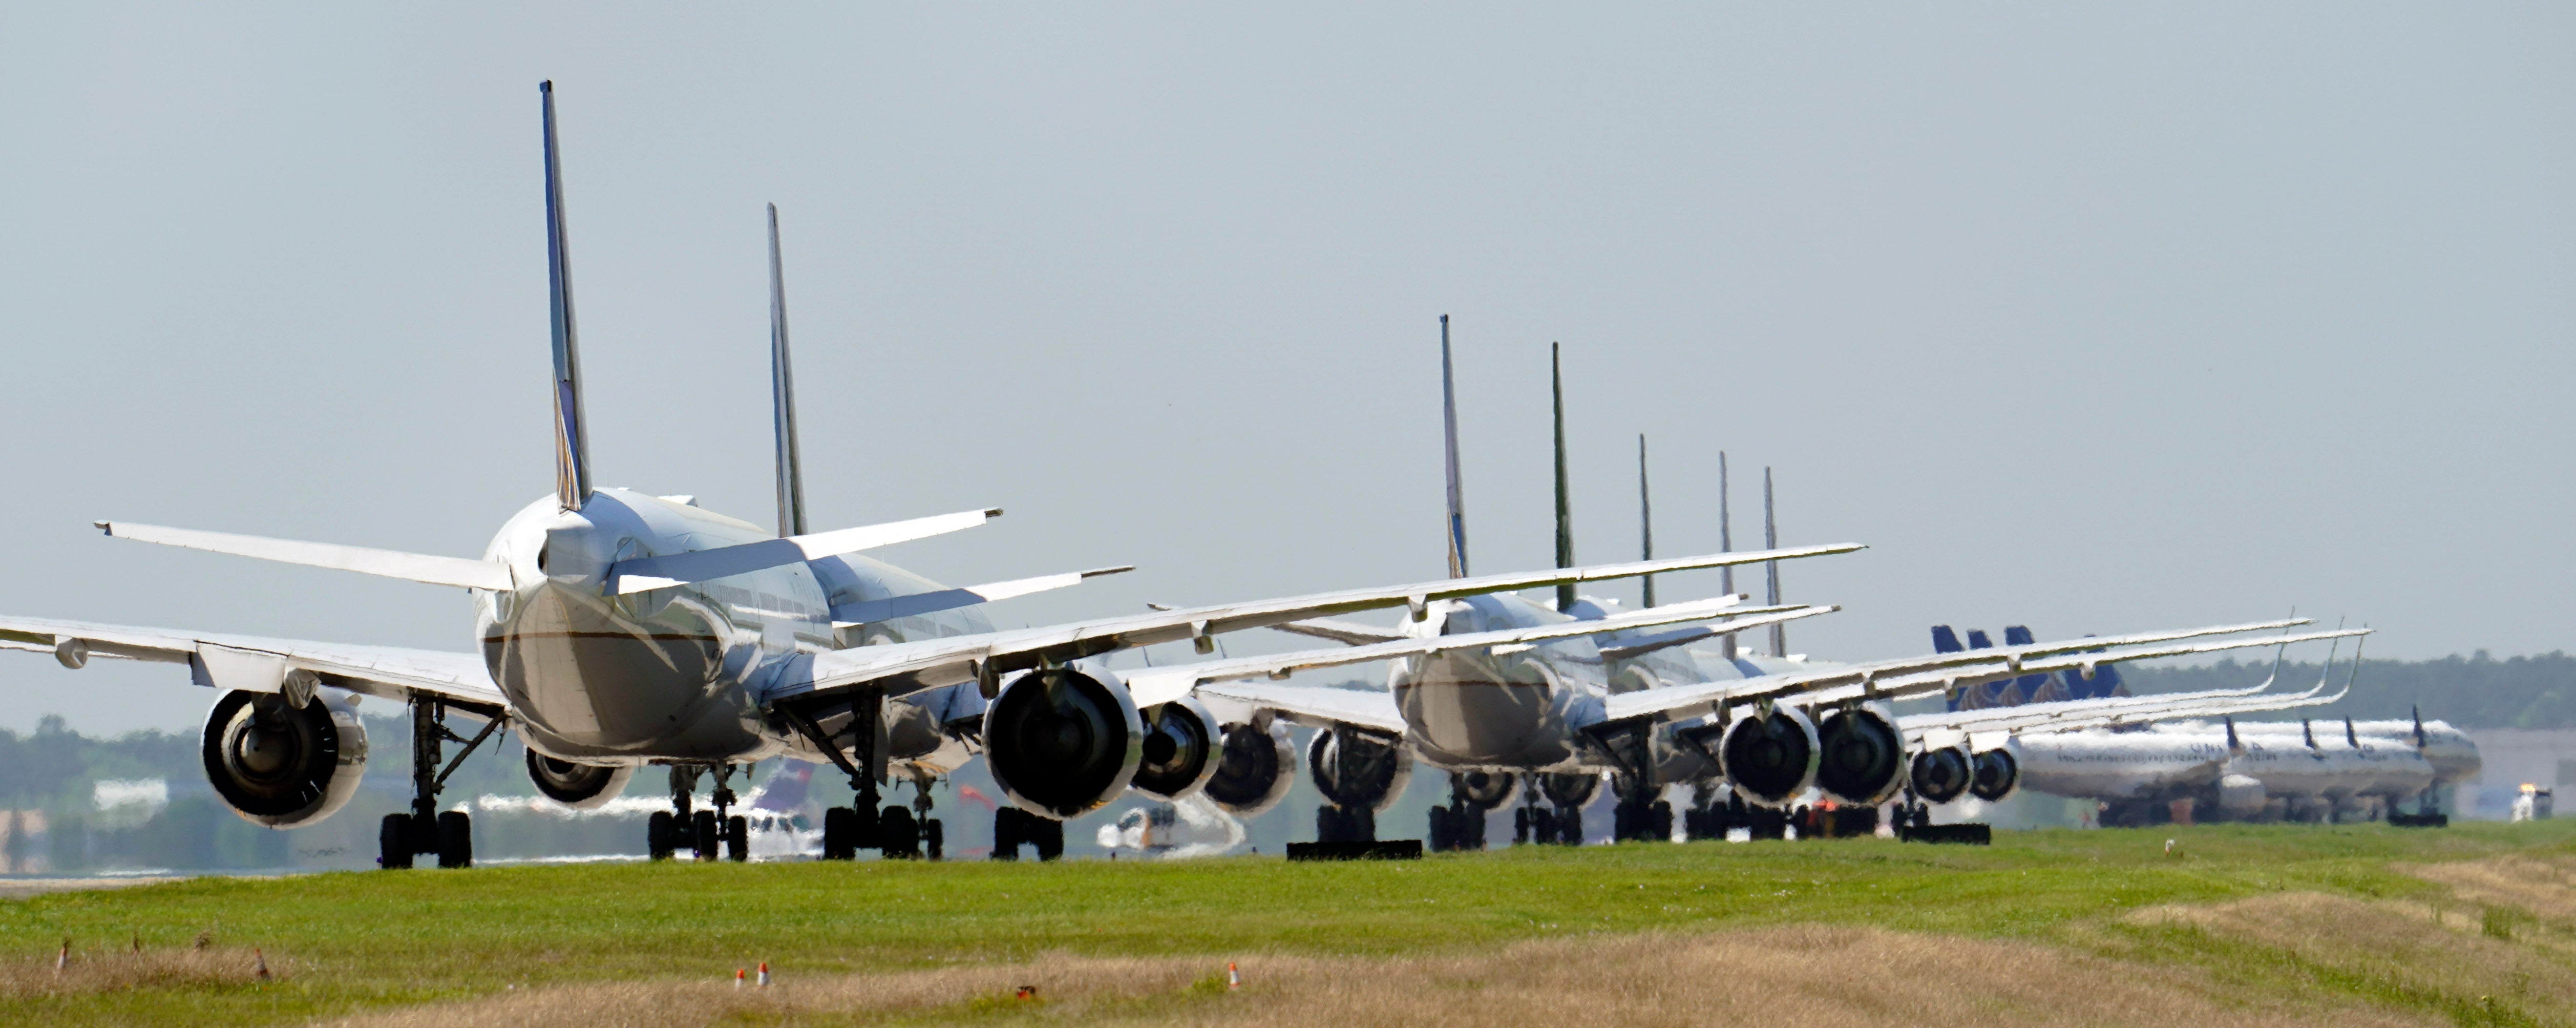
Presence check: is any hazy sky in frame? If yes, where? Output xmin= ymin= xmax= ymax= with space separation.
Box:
xmin=2 ymin=5 xmax=2568 ymax=734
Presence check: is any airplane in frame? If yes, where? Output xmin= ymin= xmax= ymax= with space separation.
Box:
xmin=0 ymin=82 xmax=1856 ymax=870
xmin=1122 ymin=327 xmax=2368 ymax=850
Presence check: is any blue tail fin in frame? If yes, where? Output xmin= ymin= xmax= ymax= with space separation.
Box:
xmin=1931 ymin=625 xmax=1963 ymax=653
xmin=2003 ymin=625 xmax=2050 ymax=704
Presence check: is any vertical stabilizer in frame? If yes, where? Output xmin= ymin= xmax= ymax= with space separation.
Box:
xmin=1637 ymin=434 xmax=1654 ymax=608
xmin=1762 ymin=467 xmax=1784 ymax=657
xmin=1551 ymin=343 xmax=1574 ymax=612
xmin=1440 ymin=316 xmax=1468 ymax=579
xmin=2225 ymin=716 xmax=2242 ymax=754
xmin=767 ymin=204 xmax=808 ymax=538
xmin=539 ymin=81 xmax=592 ymax=512
xmin=1931 ymin=626 xmax=1964 ymax=653
xmin=1718 ymin=453 xmax=1735 ymax=659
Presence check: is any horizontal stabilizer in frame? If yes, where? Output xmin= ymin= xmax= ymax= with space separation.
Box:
xmin=830 ymin=565 xmax=1132 ymax=626
xmin=612 ymin=507 xmax=1000 ymax=594
xmin=96 ymin=522 xmax=514 ymax=591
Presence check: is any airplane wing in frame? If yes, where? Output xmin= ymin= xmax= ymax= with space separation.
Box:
xmin=1599 ymin=620 xmax=2356 ymax=724
xmin=1118 ymin=599 xmax=1835 ymax=708
xmin=1903 ymin=680 xmax=2345 ymax=740
xmin=1197 ymin=681 xmax=1406 ymax=735
xmin=1266 ymin=618 xmax=1407 ymax=646
xmin=764 ymin=543 xmax=1862 ymax=706
xmin=0 ymin=615 xmax=506 ymax=710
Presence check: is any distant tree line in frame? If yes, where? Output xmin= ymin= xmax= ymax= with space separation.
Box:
xmin=2121 ymin=652 xmax=2576 ymax=730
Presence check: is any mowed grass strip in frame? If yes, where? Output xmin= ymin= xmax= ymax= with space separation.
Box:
xmin=3 ymin=821 xmax=2571 ymax=1026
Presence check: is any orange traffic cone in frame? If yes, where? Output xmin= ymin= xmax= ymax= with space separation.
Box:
xmin=735 ymin=968 xmax=746 ymax=988
xmin=757 ymin=961 xmax=770 ymax=987
xmin=1228 ymin=962 xmax=1240 ymax=990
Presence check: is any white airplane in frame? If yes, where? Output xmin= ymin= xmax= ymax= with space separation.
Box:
xmin=0 ymin=82 xmax=1857 ymax=870
xmin=1118 ymin=327 xmax=2366 ymax=849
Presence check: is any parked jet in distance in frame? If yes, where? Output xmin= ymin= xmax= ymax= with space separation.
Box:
xmin=0 ymin=83 xmax=1857 ymax=870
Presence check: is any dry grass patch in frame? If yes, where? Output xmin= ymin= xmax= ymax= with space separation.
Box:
xmin=2130 ymin=890 xmax=2576 ymax=1022
xmin=0 ymin=944 xmax=288 ymax=1000
xmin=2400 ymin=854 xmax=2576 ymax=934
xmin=331 ymin=925 xmax=2414 ymax=1028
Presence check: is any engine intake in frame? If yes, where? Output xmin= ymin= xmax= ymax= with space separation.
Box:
xmin=1814 ymin=706 xmax=1905 ymax=806
xmin=1130 ymin=698 xmax=1220 ymax=800
xmin=1909 ymin=746 xmax=1972 ymax=804
xmin=1968 ymin=748 xmax=2019 ymax=802
xmin=1307 ymin=726 xmax=1412 ymax=813
xmin=201 ymin=689 xmax=368 ymax=828
xmin=1204 ymin=721 xmax=1295 ymax=816
xmin=526 ymin=750 xmax=635 ymax=809
xmin=983 ymin=667 xmax=1142 ymax=819
xmin=1719 ymin=707 xmax=1819 ymax=807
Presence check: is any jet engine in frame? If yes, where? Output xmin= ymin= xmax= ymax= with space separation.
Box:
xmin=1455 ymin=769 xmax=1519 ymax=811
xmin=1307 ymin=726 xmax=1413 ymax=813
xmin=1968 ymin=748 xmax=2019 ymax=802
xmin=1130 ymin=698 xmax=1221 ymax=800
xmin=984 ymin=666 xmax=1143 ymax=819
xmin=1813 ymin=706 xmax=1906 ymax=806
xmin=1908 ymin=746 xmax=1972 ymax=804
xmin=200 ymin=689 xmax=368 ymax=828
xmin=525 ymin=750 xmax=635 ymax=809
xmin=1204 ymin=720 xmax=1296 ymax=816
xmin=2216 ymin=773 xmax=2267 ymax=815
xmin=1719 ymin=707 xmax=1819 ymax=807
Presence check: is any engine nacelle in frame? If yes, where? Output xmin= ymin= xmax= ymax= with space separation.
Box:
xmin=984 ymin=666 xmax=1143 ymax=819
xmin=1909 ymin=746 xmax=1972 ymax=804
xmin=1204 ymin=721 xmax=1296 ymax=816
xmin=1307 ymin=726 xmax=1413 ymax=813
xmin=201 ymin=689 xmax=368 ymax=828
xmin=1814 ymin=706 xmax=1906 ymax=806
xmin=1455 ymin=769 xmax=1519 ymax=811
xmin=1719 ymin=707 xmax=1819 ymax=807
xmin=1968 ymin=748 xmax=2019 ymax=802
xmin=2216 ymin=772 xmax=2267 ymax=814
xmin=526 ymin=750 xmax=635 ymax=809
xmin=1130 ymin=698 xmax=1221 ymax=800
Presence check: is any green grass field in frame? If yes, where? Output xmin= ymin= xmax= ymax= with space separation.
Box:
xmin=7 ymin=820 xmax=2575 ymax=1026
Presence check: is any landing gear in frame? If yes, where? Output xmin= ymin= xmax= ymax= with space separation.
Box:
xmin=648 ymin=810 xmax=679 ymax=860
xmin=1610 ymin=774 xmax=1672 ymax=844
xmin=780 ymin=691 xmax=937 ymax=861
xmin=378 ymin=694 xmax=501 ymax=870
xmin=1316 ymin=803 xmax=1376 ymax=843
xmin=990 ymin=807 xmax=1063 ymax=861
xmin=1428 ymin=771 xmax=1509 ymax=852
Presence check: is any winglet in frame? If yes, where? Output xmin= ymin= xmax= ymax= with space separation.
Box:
xmin=1717 ymin=452 xmax=1737 ymax=660
xmin=540 ymin=80 xmax=592 ymax=512
xmin=768 ymin=203 xmax=808 ymax=539
xmin=1762 ymin=467 xmax=1784 ymax=658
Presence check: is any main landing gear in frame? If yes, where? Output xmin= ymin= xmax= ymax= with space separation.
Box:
xmin=990 ymin=806 xmax=1064 ymax=861
xmin=1511 ymin=773 xmax=1592 ymax=846
xmin=647 ymin=764 xmax=749 ymax=862
xmin=378 ymin=694 xmax=503 ymax=870
xmin=1428 ymin=771 xmax=1513 ymax=853
xmin=778 ymin=691 xmax=942 ymax=862
xmin=1610 ymin=773 xmax=1674 ymax=843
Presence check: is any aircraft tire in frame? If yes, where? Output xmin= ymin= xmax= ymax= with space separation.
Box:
xmin=879 ymin=806 xmax=919 ymax=858
xmin=648 ymin=810 xmax=677 ymax=860
xmin=1652 ymin=801 xmax=1673 ymax=842
xmin=1033 ymin=815 xmax=1065 ymax=862
xmin=692 ymin=810 xmax=719 ymax=861
xmin=1557 ymin=808 xmax=1583 ymax=846
xmin=924 ymin=818 xmax=944 ymax=861
xmin=1426 ymin=806 xmax=1450 ymax=852
xmin=1514 ymin=807 xmax=1531 ymax=845
xmin=378 ymin=813 xmax=414 ymax=870
xmin=989 ymin=808 xmax=1021 ymax=861
xmin=435 ymin=811 xmax=473 ymax=869
xmin=821 ymin=807 xmax=853 ymax=860
xmin=726 ymin=815 xmax=748 ymax=862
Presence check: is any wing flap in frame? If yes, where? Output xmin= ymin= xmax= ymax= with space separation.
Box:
xmin=0 ymin=615 xmax=506 ymax=708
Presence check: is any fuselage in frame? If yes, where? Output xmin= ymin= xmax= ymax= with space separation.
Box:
xmin=474 ymin=488 xmax=990 ymax=767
